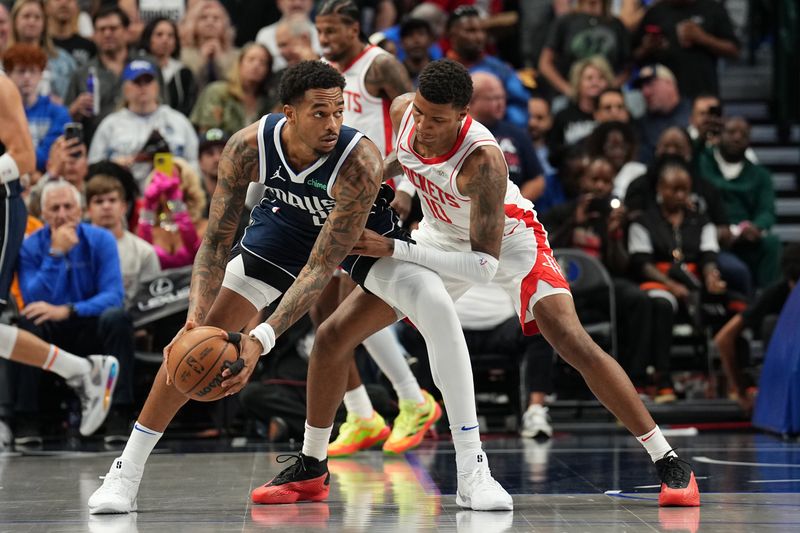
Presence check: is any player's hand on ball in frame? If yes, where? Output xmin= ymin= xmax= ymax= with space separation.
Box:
xmin=221 ymin=335 xmax=262 ymax=396
xmin=352 ymin=229 xmax=394 ymax=257
xmin=164 ymin=320 xmax=197 ymax=385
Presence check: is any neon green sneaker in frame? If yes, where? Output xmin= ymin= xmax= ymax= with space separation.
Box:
xmin=383 ymin=390 xmax=442 ymax=455
xmin=328 ymin=411 xmax=391 ymax=457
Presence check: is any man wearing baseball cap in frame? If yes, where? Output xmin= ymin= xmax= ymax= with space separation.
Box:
xmin=635 ymin=64 xmax=691 ymax=163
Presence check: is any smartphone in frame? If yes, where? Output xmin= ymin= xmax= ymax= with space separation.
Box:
xmin=708 ymin=105 xmax=722 ymax=117
xmin=644 ymin=24 xmax=662 ymax=36
xmin=153 ymin=152 xmax=174 ymax=175
xmin=587 ymin=196 xmax=614 ymax=216
xmin=64 ymin=122 xmax=84 ymax=158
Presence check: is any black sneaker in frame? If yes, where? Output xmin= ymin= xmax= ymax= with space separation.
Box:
xmin=655 ymin=453 xmax=700 ymax=507
xmin=251 ymin=453 xmax=330 ymax=504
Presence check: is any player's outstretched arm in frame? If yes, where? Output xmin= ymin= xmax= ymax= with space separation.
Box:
xmin=0 ymin=76 xmax=36 ymax=178
xmin=187 ymin=122 xmax=259 ymax=324
xmin=265 ymin=137 xmax=383 ymax=339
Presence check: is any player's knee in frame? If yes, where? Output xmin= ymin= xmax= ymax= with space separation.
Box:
xmin=313 ymin=320 xmax=352 ymax=360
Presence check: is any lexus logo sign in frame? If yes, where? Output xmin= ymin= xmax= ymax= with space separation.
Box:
xmin=149 ymin=277 xmax=174 ymax=296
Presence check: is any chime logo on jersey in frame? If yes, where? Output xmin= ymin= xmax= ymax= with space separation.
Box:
xmin=265 ymin=186 xmax=335 ymax=227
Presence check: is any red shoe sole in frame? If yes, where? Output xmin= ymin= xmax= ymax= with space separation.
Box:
xmin=251 ymin=472 xmax=330 ymax=505
xmin=659 ymin=472 xmax=701 ymax=507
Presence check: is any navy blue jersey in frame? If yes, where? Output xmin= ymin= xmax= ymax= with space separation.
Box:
xmin=234 ymin=114 xmax=404 ymax=292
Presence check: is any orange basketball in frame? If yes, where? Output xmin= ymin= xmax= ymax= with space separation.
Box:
xmin=167 ymin=326 xmax=241 ymax=402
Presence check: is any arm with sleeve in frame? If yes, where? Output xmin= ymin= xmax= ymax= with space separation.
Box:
xmin=73 ymin=227 xmax=125 ymax=316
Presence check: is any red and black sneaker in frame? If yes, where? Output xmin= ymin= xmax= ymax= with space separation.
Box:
xmin=251 ymin=453 xmax=330 ymax=505
xmin=655 ymin=453 xmax=700 ymax=507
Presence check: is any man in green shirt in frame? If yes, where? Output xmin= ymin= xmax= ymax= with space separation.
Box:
xmin=697 ymin=117 xmax=781 ymax=287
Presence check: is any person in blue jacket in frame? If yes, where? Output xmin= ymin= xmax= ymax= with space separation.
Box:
xmin=4 ymin=43 xmax=71 ymax=172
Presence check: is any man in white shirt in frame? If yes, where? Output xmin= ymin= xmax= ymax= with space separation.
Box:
xmin=255 ymin=0 xmax=321 ymax=72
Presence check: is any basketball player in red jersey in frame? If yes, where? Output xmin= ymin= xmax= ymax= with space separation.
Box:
xmin=314 ymin=0 xmax=441 ymax=458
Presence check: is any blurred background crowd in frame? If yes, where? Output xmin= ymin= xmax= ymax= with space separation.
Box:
xmin=0 ymin=0 xmax=798 ymax=447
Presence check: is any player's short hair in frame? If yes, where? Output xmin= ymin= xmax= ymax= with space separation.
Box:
xmin=418 ymin=59 xmax=472 ymax=109
xmin=318 ymin=0 xmax=360 ymax=24
xmin=278 ymin=60 xmax=345 ymax=106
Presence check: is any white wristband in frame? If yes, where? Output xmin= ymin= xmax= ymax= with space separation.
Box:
xmin=249 ymin=323 xmax=276 ymax=356
xmin=0 ymin=153 xmax=20 ymax=184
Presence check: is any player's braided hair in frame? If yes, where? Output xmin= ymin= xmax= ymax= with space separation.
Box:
xmin=279 ymin=60 xmax=346 ymax=105
xmin=418 ymin=59 xmax=473 ymax=109
xmin=318 ymin=0 xmax=360 ymax=23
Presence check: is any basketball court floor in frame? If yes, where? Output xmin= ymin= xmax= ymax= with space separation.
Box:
xmin=1 ymin=430 xmax=798 ymax=532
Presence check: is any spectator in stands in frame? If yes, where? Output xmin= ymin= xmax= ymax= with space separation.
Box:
xmin=696 ymin=117 xmax=781 ymax=287
xmin=190 ymin=42 xmax=276 ymax=134
xmin=549 ymin=55 xmax=613 ymax=153
xmin=688 ymin=94 xmax=759 ymax=164
xmin=445 ymin=5 xmax=529 ymax=128
xmin=594 ymin=88 xmax=630 ymax=123
xmin=628 ymin=156 xmax=727 ymax=398
xmin=0 ymin=4 xmax=10 ymax=56
xmin=527 ymin=95 xmax=564 ymax=214
xmin=64 ymin=6 xmax=135 ymax=137
xmin=541 ymin=157 xmax=673 ymax=393
xmin=634 ymin=63 xmax=691 ymax=164
xmin=9 ymin=0 xmax=76 ymax=100
xmin=586 ymin=120 xmax=645 ymax=198
xmin=139 ymin=17 xmax=198 ymax=116
xmin=197 ymin=127 xmax=227 ymax=216
xmin=273 ymin=13 xmax=319 ymax=69
xmin=471 ymin=72 xmax=544 ymax=200
xmin=86 ymin=159 xmax=142 ymax=234
xmin=15 ymin=179 xmax=135 ymax=441
xmin=27 ymin=133 xmax=88 ymax=218
xmin=539 ymin=0 xmax=630 ymax=98
xmin=88 ymin=59 xmax=198 ymax=187
xmin=255 ymin=0 xmax=319 ymax=73
xmin=399 ymin=18 xmax=434 ymax=87
xmin=86 ymin=174 xmax=160 ymax=306
xmin=4 ymin=43 xmax=70 ymax=172
xmin=714 ymin=245 xmax=800 ymax=414
xmin=179 ymin=0 xmax=238 ymax=89
xmin=625 ymin=127 xmax=753 ymax=296
xmin=454 ymin=282 xmax=556 ymax=439
xmin=633 ymin=0 xmax=739 ymax=99
xmin=46 ymin=0 xmax=95 ymax=67
xmin=137 ymin=158 xmax=207 ymax=269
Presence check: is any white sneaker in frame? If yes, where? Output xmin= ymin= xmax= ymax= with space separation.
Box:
xmin=68 ymin=355 xmax=119 ymax=437
xmin=88 ymin=457 xmax=142 ymax=514
xmin=520 ymin=404 xmax=552 ymax=439
xmin=456 ymin=454 xmax=513 ymax=511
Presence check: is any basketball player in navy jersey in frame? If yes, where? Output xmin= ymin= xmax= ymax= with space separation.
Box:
xmin=0 ymin=75 xmax=119 ymax=442
xmin=315 ymin=0 xmax=439 ymax=458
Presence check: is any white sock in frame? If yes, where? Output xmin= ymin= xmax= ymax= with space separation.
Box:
xmin=44 ymin=345 xmax=92 ymax=380
xmin=120 ymin=421 xmax=164 ymax=468
xmin=637 ymin=425 xmax=677 ymax=463
xmin=343 ymin=385 xmax=374 ymax=419
xmin=302 ymin=421 xmax=333 ymax=461
xmin=361 ymin=327 xmax=424 ymax=404
xmin=451 ymin=422 xmax=484 ymax=474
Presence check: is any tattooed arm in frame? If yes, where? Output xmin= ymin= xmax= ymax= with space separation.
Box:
xmin=187 ymin=122 xmax=259 ymax=324
xmin=353 ymin=146 xmax=507 ymax=284
xmin=264 ymin=137 xmax=383 ymax=338
xmin=365 ymin=53 xmax=413 ymax=101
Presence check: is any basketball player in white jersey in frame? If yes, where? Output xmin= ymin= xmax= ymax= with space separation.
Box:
xmin=263 ymin=59 xmax=700 ymax=509
xmin=0 ymin=75 xmax=119 ymax=440
xmin=315 ymin=0 xmax=440 ymax=457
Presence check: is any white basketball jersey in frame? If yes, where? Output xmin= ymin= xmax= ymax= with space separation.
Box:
xmin=340 ymin=45 xmax=394 ymax=155
xmin=395 ymin=104 xmax=533 ymax=245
